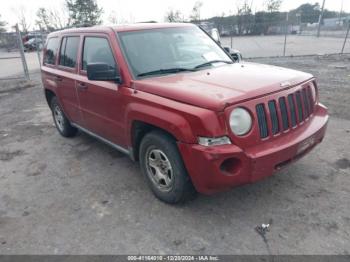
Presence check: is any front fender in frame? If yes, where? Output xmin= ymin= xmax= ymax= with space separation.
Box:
xmin=125 ymin=102 xmax=197 ymax=145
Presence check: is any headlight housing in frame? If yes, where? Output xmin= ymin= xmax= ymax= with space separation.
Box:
xmin=229 ymin=107 xmax=252 ymax=136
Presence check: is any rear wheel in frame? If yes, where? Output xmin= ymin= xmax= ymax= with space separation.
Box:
xmin=139 ymin=131 xmax=196 ymax=204
xmin=50 ymin=96 xmax=77 ymax=137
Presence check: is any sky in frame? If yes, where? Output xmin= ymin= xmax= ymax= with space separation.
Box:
xmin=1 ymin=0 xmax=349 ymax=30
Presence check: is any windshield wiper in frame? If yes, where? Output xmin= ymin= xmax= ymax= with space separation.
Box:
xmin=137 ymin=68 xmax=196 ymax=77
xmin=194 ymin=60 xmax=233 ymax=69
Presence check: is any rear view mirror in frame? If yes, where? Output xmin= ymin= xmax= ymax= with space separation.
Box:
xmin=87 ymin=63 xmax=121 ymax=83
xmin=223 ymin=47 xmax=243 ymax=62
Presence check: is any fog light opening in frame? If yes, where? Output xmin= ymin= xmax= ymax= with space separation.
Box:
xmin=220 ymin=158 xmax=242 ymax=176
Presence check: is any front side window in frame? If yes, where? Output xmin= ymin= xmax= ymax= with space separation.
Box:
xmin=82 ymin=37 xmax=116 ymax=71
xmin=59 ymin=36 xmax=80 ymax=68
xmin=118 ymin=26 xmax=232 ymax=78
xmin=44 ymin=37 xmax=59 ymax=65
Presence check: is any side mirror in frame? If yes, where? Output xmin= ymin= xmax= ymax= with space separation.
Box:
xmin=223 ymin=47 xmax=243 ymax=62
xmin=210 ymin=28 xmax=221 ymax=44
xmin=87 ymin=63 xmax=121 ymax=83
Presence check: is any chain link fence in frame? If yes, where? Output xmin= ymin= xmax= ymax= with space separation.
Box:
xmin=0 ymin=25 xmax=45 ymax=81
xmin=212 ymin=16 xmax=350 ymax=58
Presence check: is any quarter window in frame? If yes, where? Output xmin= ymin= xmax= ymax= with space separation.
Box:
xmin=44 ymin=38 xmax=59 ymax=65
xmin=82 ymin=37 xmax=116 ymax=71
xmin=59 ymin=36 xmax=80 ymax=68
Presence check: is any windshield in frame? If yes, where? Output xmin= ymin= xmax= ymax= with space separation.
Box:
xmin=118 ymin=26 xmax=232 ymax=78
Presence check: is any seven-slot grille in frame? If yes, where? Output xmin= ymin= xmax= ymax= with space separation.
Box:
xmin=256 ymin=85 xmax=315 ymax=139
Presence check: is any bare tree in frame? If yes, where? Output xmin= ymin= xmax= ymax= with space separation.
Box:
xmin=265 ymin=0 xmax=283 ymax=13
xmin=108 ymin=10 xmax=118 ymax=24
xmin=108 ymin=10 xmax=133 ymax=24
xmin=48 ymin=7 xmax=71 ymax=29
xmin=190 ymin=1 xmax=203 ymax=22
xmin=16 ymin=6 xmax=31 ymax=33
xmin=35 ymin=6 xmax=70 ymax=31
xmin=165 ymin=9 xmax=184 ymax=23
xmin=236 ymin=0 xmax=254 ymax=35
xmin=36 ymin=8 xmax=52 ymax=31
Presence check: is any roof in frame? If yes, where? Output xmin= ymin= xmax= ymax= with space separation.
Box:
xmin=48 ymin=23 xmax=195 ymax=37
xmin=112 ymin=22 xmax=194 ymax=32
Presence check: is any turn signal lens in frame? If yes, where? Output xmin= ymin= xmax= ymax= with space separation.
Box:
xmin=198 ymin=136 xmax=231 ymax=147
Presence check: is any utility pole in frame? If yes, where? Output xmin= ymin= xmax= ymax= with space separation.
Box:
xmin=317 ymin=0 xmax=326 ymax=37
xmin=339 ymin=0 xmax=344 ymax=24
xmin=283 ymin=12 xmax=289 ymax=56
xmin=341 ymin=21 xmax=350 ymax=54
xmin=15 ymin=24 xmax=30 ymax=80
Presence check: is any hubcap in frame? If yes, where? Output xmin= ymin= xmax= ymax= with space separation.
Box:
xmin=54 ymin=105 xmax=64 ymax=132
xmin=146 ymin=149 xmax=173 ymax=192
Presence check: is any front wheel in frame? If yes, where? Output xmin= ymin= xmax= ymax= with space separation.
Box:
xmin=139 ymin=131 xmax=196 ymax=204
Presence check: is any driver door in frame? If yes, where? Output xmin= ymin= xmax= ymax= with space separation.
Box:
xmin=76 ymin=35 xmax=126 ymax=147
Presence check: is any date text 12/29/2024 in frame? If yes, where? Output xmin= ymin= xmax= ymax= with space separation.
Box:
xmin=127 ymin=255 xmax=219 ymax=261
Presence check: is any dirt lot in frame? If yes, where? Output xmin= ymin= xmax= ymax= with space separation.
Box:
xmin=0 ymin=55 xmax=349 ymax=255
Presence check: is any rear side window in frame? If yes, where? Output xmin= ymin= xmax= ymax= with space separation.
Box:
xmin=82 ymin=37 xmax=116 ymax=71
xmin=59 ymin=36 xmax=80 ymax=68
xmin=44 ymin=38 xmax=59 ymax=65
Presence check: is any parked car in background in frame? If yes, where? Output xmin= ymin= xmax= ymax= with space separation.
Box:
xmin=24 ymin=38 xmax=43 ymax=52
xmin=41 ymin=23 xmax=328 ymax=204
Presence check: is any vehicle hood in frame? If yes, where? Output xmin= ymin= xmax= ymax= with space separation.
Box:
xmin=133 ymin=62 xmax=314 ymax=111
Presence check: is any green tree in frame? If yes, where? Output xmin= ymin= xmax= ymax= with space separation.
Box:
xmin=66 ymin=0 xmax=103 ymax=26
xmin=289 ymin=3 xmax=339 ymax=24
xmin=291 ymin=3 xmax=320 ymax=23
xmin=0 ymin=14 xmax=7 ymax=33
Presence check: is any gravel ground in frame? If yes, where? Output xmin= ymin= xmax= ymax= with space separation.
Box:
xmin=0 ymin=55 xmax=349 ymax=255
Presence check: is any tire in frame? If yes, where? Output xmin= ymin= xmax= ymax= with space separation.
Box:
xmin=139 ymin=130 xmax=197 ymax=204
xmin=50 ymin=96 xmax=77 ymax=137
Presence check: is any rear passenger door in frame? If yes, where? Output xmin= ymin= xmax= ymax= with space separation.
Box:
xmin=55 ymin=35 xmax=82 ymax=125
xmin=76 ymin=35 xmax=126 ymax=147
xmin=42 ymin=37 xmax=60 ymax=96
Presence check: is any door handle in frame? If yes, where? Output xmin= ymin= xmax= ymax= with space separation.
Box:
xmin=77 ymin=82 xmax=88 ymax=90
xmin=54 ymin=76 xmax=63 ymax=82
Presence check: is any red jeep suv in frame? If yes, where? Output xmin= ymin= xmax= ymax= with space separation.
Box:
xmin=41 ymin=23 xmax=329 ymax=203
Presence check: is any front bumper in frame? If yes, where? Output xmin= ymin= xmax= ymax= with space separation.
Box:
xmin=178 ymin=104 xmax=329 ymax=194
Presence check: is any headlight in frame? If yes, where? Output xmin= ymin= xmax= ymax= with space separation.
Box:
xmin=229 ymin=107 xmax=252 ymax=136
